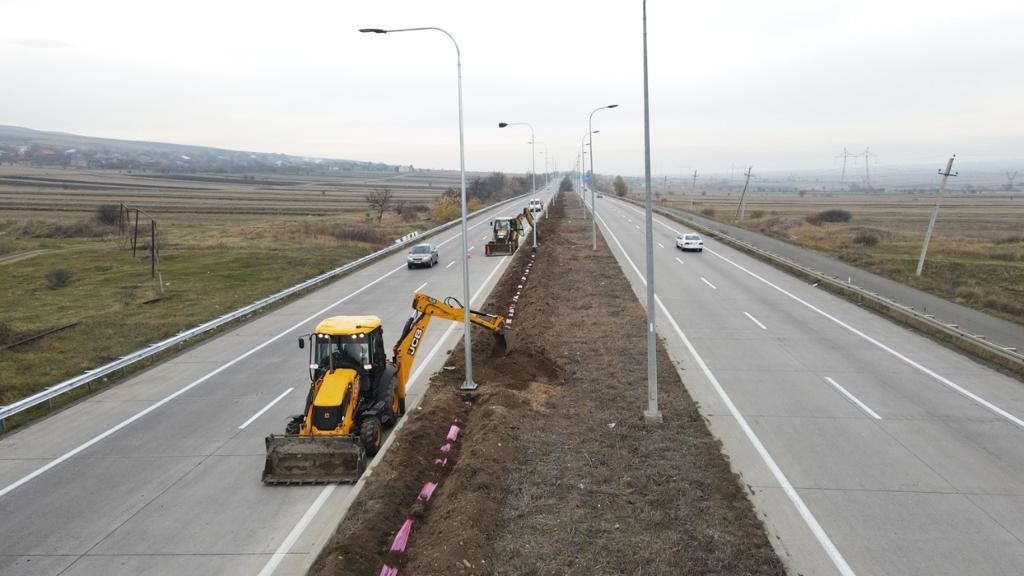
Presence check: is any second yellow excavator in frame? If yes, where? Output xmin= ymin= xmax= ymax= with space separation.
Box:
xmin=262 ymin=293 xmax=507 ymax=484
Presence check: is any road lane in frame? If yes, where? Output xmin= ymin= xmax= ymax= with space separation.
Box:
xmin=596 ymin=193 xmax=1024 ymax=575
xmin=0 ymin=187 xmax=553 ymax=576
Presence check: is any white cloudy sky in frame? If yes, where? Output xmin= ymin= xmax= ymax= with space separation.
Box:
xmin=2 ymin=0 xmax=1021 ymax=175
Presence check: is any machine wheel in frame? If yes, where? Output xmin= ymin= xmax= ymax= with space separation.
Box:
xmin=408 ymin=263 xmax=413 ymax=269
xmin=361 ymin=416 xmax=383 ymax=457
xmin=382 ymin=380 xmax=401 ymax=428
xmin=285 ymin=417 xmax=301 ymax=435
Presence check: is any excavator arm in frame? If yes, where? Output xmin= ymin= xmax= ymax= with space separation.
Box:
xmin=521 ymin=207 xmax=534 ymax=228
xmin=392 ymin=293 xmax=508 ymax=395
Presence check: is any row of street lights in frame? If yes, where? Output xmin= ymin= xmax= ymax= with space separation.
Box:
xmin=360 ymin=7 xmax=660 ymax=421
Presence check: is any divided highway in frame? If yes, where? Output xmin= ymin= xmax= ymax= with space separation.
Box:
xmin=595 ymin=193 xmax=1024 ymax=576
xmin=0 ymin=188 xmax=552 ymax=576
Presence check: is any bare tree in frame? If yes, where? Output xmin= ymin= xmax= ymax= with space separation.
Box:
xmin=365 ymin=187 xmax=393 ymax=223
xmin=393 ymin=199 xmax=408 ymax=216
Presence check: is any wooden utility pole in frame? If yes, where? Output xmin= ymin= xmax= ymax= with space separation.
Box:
xmin=735 ymin=166 xmax=754 ymax=222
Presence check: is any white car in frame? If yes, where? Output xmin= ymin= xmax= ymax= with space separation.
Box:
xmin=529 ymin=198 xmax=543 ymax=213
xmin=676 ymin=233 xmax=704 ymax=252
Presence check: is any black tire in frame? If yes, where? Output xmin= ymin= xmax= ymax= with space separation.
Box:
xmin=381 ymin=379 xmax=400 ymax=428
xmin=398 ymin=396 xmax=407 ymax=416
xmin=285 ymin=417 xmax=301 ymax=435
xmin=698 ymin=248 xmax=704 ymax=252
xmin=407 ymin=263 xmax=413 ymax=269
xmin=360 ymin=416 xmax=383 ymax=457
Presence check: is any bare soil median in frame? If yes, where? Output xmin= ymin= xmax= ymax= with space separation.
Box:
xmin=312 ymin=193 xmax=783 ymax=575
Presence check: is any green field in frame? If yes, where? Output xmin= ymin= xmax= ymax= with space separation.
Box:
xmin=0 ymin=167 xmax=474 ymax=407
xmin=658 ymin=191 xmax=1024 ymax=326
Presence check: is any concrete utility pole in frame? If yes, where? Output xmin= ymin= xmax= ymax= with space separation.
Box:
xmin=641 ymin=0 xmax=661 ymax=423
xmin=915 ymin=155 xmax=957 ymax=276
xmin=735 ymin=166 xmax=753 ymax=221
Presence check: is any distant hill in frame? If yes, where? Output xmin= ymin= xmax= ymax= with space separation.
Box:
xmin=0 ymin=125 xmax=403 ymax=174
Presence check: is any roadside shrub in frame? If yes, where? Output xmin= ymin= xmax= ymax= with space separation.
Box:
xmin=808 ymin=209 xmax=852 ymax=225
xmin=15 ymin=219 xmax=105 ymax=239
xmin=749 ymin=210 xmax=766 ymax=219
xmin=852 ymin=229 xmax=881 ymax=247
xmin=432 ymin=196 xmax=460 ymax=221
xmin=328 ymin=225 xmax=380 ymax=244
xmin=45 ymin=268 xmax=73 ymax=289
xmin=95 ymin=204 xmax=121 ymax=226
xmin=700 ymin=207 xmax=715 ymax=217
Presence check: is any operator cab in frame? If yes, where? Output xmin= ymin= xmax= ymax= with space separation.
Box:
xmin=302 ymin=316 xmax=388 ymax=386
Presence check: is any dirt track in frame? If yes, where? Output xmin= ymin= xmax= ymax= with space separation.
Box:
xmin=312 ymin=193 xmax=783 ymax=575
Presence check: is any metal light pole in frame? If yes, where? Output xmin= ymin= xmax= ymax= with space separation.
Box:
xmin=916 ymin=155 xmax=957 ymax=276
xmin=360 ymin=26 xmax=478 ymax=391
xmin=580 ymin=130 xmax=598 ymax=217
xmin=589 ymin=104 xmax=619 ymax=250
xmin=497 ymin=121 xmax=537 ymax=248
xmin=641 ymin=0 xmax=661 ymax=423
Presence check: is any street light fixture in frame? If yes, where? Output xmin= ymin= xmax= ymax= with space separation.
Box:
xmin=360 ymin=26 xmax=479 ymax=391
xmin=580 ymin=130 xmax=599 ymax=217
xmin=588 ymin=104 xmax=618 ymax=250
xmin=497 ymin=121 xmax=537 ymax=248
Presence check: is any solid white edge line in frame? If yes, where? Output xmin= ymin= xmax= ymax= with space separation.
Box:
xmin=256 ymin=484 xmax=337 ymax=576
xmin=701 ymin=277 xmax=717 ymax=290
xmin=257 ymin=244 xmax=512 ymax=575
xmin=825 ymin=377 xmax=882 ymax=420
xmin=413 ymin=281 xmax=428 ymax=294
xmin=744 ymin=311 xmax=768 ymax=331
xmin=616 ymin=199 xmax=1024 ymax=430
xmin=595 ymin=209 xmax=857 ymax=576
xmin=0 ymin=205 xmax=507 ymax=501
xmin=238 ymin=387 xmax=295 ymax=430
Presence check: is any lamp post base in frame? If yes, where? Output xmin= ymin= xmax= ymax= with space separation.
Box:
xmin=460 ymin=379 xmax=479 ymax=391
xmin=643 ymin=410 xmax=663 ymax=424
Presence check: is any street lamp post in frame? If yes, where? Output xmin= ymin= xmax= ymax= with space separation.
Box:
xmin=498 ymin=122 xmax=537 ymax=248
xmin=360 ymin=26 xmax=479 ymax=391
xmin=641 ymin=1 xmax=661 ymax=422
xmin=580 ymin=130 xmax=598 ymax=217
xmin=589 ymin=104 xmax=619 ymax=250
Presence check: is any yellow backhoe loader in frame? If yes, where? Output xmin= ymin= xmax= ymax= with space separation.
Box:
xmin=262 ymin=293 xmax=507 ymax=484
xmin=485 ymin=207 xmax=534 ymax=256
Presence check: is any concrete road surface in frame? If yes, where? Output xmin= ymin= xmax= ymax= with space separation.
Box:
xmin=0 ymin=187 xmax=553 ymax=576
xmin=656 ymin=205 xmax=1024 ymax=353
xmin=593 ymin=192 xmax=1024 ymax=576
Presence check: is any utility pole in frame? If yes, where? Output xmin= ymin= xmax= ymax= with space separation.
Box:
xmin=862 ymin=147 xmax=875 ymax=191
xmin=836 ymin=147 xmax=855 ymax=190
xmin=691 ymin=169 xmax=698 ymax=190
xmin=1006 ymin=170 xmax=1018 ymax=193
xmin=915 ymin=155 xmax=957 ymax=276
xmin=735 ymin=166 xmax=753 ymax=221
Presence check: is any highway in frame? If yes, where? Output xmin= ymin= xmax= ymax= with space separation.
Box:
xmin=594 ymin=193 xmax=1024 ymax=576
xmin=0 ymin=188 xmax=551 ymax=576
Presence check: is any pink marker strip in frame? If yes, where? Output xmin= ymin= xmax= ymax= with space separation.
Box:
xmin=390 ymin=519 xmax=414 ymax=552
xmin=446 ymin=425 xmax=461 ymax=442
xmin=418 ymin=482 xmax=438 ymax=502
xmin=440 ymin=443 xmax=452 ymax=454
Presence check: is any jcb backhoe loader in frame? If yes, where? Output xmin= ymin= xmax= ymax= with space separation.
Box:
xmin=485 ymin=207 xmax=534 ymax=256
xmin=262 ymin=293 xmax=507 ymax=484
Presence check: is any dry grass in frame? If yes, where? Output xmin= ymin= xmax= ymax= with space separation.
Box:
xmin=665 ymin=192 xmax=1024 ymax=325
xmin=0 ymin=168 xmax=458 ymax=407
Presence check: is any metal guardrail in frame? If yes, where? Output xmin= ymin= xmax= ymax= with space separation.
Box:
xmin=615 ymin=196 xmax=1024 ymax=372
xmin=0 ymin=193 xmax=530 ymax=430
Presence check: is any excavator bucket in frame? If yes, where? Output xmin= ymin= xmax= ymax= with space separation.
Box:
xmin=262 ymin=434 xmax=364 ymax=485
xmin=492 ymin=329 xmax=511 ymax=356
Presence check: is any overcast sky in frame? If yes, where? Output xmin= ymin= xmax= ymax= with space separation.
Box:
xmin=2 ymin=0 xmax=1022 ymax=176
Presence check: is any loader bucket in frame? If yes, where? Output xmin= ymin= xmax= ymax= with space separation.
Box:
xmin=485 ymin=242 xmax=514 ymax=257
xmin=262 ymin=434 xmax=364 ymax=485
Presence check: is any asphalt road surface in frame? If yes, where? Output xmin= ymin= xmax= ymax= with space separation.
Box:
xmin=654 ymin=204 xmax=1024 ymax=353
xmin=0 ymin=187 xmax=553 ymax=576
xmin=594 ymin=192 xmax=1024 ymax=576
